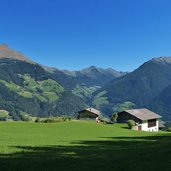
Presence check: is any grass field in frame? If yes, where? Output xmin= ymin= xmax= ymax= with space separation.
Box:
xmin=0 ymin=121 xmax=170 ymax=171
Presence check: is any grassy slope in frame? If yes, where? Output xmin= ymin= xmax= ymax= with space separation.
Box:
xmin=0 ymin=75 xmax=64 ymax=102
xmin=0 ymin=121 xmax=170 ymax=171
xmin=72 ymin=85 xmax=99 ymax=99
xmin=93 ymin=90 xmax=109 ymax=108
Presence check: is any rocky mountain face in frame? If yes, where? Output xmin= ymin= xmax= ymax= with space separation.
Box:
xmin=0 ymin=44 xmax=34 ymax=63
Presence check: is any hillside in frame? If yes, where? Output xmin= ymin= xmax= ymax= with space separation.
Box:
xmin=44 ymin=65 xmax=126 ymax=101
xmin=0 ymin=45 xmax=86 ymax=119
xmin=92 ymin=57 xmax=171 ymax=119
xmin=0 ymin=44 xmax=125 ymax=120
xmin=149 ymin=84 xmax=171 ymax=120
xmin=1 ymin=45 xmax=171 ymax=120
xmin=68 ymin=66 xmax=126 ymax=101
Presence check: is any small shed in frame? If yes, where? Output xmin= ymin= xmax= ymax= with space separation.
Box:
xmin=77 ymin=108 xmax=101 ymax=119
xmin=117 ymin=108 xmax=161 ymax=132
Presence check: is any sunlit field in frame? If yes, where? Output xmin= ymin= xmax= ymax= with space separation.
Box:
xmin=0 ymin=121 xmax=170 ymax=171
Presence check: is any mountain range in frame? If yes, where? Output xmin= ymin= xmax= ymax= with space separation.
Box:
xmin=0 ymin=44 xmax=124 ymax=120
xmin=43 ymin=65 xmax=126 ymax=102
xmin=0 ymin=44 xmax=171 ymax=120
xmin=92 ymin=57 xmax=171 ymax=120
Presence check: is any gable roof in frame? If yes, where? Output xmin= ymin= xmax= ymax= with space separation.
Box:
xmin=123 ymin=108 xmax=161 ymax=121
xmin=79 ymin=108 xmax=101 ymax=116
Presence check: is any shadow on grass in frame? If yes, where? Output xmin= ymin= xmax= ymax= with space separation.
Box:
xmin=0 ymin=135 xmax=171 ymax=171
xmin=121 ymin=125 xmax=129 ymax=129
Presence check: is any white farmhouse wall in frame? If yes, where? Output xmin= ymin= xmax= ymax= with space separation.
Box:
xmin=133 ymin=120 xmax=159 ymax=132
xmin=141 ymin=121 xmax=148 ymax=131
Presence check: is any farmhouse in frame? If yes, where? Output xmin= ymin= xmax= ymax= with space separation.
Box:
xmin=77 ymin=108 xmax=101 ymax=119
xmin=117 ymin=108 xmax=161 ymax=132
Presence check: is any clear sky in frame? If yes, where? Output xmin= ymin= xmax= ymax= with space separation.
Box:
xmin=0 ymin=0 xmax=171 ymax=71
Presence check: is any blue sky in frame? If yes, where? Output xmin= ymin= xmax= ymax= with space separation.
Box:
xmin=0 ymin=0 xmax=171 ymax=71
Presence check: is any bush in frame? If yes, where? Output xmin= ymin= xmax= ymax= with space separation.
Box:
xmin=127 ymin=120 xmax=136 ymax=129
xmin=35 ymin=117 xmax=40 ymax=123
xmin=0 ymin=110 xmax=9 ymax=121
xmin=99 ymin=117 xmax=111 ymax=124
xmin=167 ymin=127 xmax=171 ymax=132
xmin=111 ymin=114 xmax=118 ymax=123
xmin=20 ymin=114 xmax=31 ymax=121
xmin=67 ymin=117 xmax=71 ymax=121
xmin=35 ymin=116 xmax=72 ymax=123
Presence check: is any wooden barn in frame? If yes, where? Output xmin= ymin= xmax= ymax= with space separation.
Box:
xmin=117 ymin=108 xmax=161 ymax=132
xmin=77 ymin=108 xmax=101 ymax=120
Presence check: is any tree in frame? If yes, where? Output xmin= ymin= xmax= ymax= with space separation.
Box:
xmin=127 ymin=120 xmax=136 ymax=129
xmin=111 ymin=113 xmax=118 ymax=123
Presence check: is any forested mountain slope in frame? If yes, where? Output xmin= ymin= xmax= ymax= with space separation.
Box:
xmin=0 ymin=45 xmax=86 ymax=120
xmin=92 ymin=57 xmax=171 ymax=119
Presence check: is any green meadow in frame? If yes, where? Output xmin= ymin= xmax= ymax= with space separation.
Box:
xmin=0 ymin=121 xmax=170 ymax=171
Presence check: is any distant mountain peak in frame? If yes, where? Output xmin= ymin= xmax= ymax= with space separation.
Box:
xmin=80 ymin=66 xmax=99 ymax=74
xmin=0 ymin=44 xmax=34 ymax=64
xmin=151 ymin=56 xmax=171 ymax=64
xmin=88 ymin=66 xmax=97 ymax=69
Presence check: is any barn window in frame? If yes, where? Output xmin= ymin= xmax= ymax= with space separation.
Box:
xmin=148 ymin=119 xmax=156 ymax=128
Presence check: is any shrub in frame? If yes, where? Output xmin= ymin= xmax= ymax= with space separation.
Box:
xmin=0 ymin=110 xmax=9 ymax=121
xmin=167 ymin=127 xmax=171 ymax=132
xmin=35 ymin=118 xmax=40 ymax=123
xmin=100 ymin=117 xmax=110 ymax=124
xmin=20 ymin=114 xmax=31 ymax=121
xmin=35 ymin=116 xmax=73 ymax=123
xmin=127 ymin=120 xmax=136 ymax=129
xmin=111 ymin=113 xmax=118 ymax=123
xmin=67 ymin=117 xmax=71 ymax=121
xmin=43 ymin=118 xmax=57 ymax=123
xmin=62 ymin=117 xmax=67 ymax=122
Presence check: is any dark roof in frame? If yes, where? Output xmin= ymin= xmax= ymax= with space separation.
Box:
xmin=79 ymin=108 xmax=101 ymax=116
xmin=123 ymin=108 xmax=161 ymax=121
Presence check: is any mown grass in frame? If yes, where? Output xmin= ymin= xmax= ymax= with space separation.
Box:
xmin=0 ymin=121 xmax=170 ymax=171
